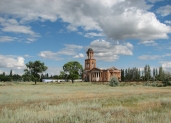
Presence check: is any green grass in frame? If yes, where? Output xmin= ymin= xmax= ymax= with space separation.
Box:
xmin=0 ymin=82 xmax=171 ymax=123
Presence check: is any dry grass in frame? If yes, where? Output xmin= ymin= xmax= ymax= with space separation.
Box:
xmin=0 ymin=82 xmax=171 ymax=123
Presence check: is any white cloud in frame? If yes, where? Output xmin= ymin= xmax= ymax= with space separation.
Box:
xmin=87 ymin=40 xmax=133 ymax=62
xmin=164 ymin=20 xmax=171 ymax=25
xmin=39 ymin=51 xmax=63 ymax=61
xmin=0 ymin=17 xmax=36 ymax=35
xmin=138 ymin=55 xmax=162 ymax=60
xmin=156 ymin=5 xmax=171 ymax=16
xmin=138 ymin=40 xmax=158 ymax=46
xmin=39 ymin=44 xmax=83 ymax=60
xmin=148 ymin=0 xmax=164 ymax=3
xmin=0 ymin=55 xmax=26 ymax=69
xmin=66 ymin=24 xmax=78 ymax=31
xmin=0 ymin=36 xmax=17 ymax=42
xmin=84 ymin=32 xmax=104 ymax=38
xmin=73 ymin=53 xmax=84 ymax=58
xmin=138 ymin=53 xmax=171 ymax=60
xmin=161 ymin=61 xmax=171 ymax=69
xmin=0 ymin=0 xmax=170 ymax=41
xmin=0 ymin=17 xmax=39 ymax=43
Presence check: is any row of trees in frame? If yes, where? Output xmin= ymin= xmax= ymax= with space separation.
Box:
xmin=121 ymin=64 xmax=171 ymax=82
xmin=0 ymin=70 xmax=22 ymax=82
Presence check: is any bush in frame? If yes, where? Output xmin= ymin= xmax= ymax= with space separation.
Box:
xmin=109 ymin=76 xmax=119 ymax=87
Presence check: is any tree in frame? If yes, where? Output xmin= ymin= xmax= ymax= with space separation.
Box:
xmin=121 ymin=69 xmax=125 ymax=81
xmin=24 ymin=61 xmax=48 ymax=84
xmin=144 ymin=65 xmax=151 ymax=81
xmin=63 ymin=61 xmax=83 ymax=83
xmin=109 ymin=75 xmax=119 ymax=87
xmin=158 ymin=66 xmax=164 ymax=81
xmin=10 ymin=70 xmax=13 ymax=77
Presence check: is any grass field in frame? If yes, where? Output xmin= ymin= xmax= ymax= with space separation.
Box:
xmin=0 ymin=82 xmax=171 ymax=123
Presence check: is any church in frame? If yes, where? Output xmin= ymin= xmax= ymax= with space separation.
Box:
xmin=83 ymin=48 xmax=121 ymax=82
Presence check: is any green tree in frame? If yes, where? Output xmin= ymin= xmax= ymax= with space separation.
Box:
xmin=121 ymin=69 xmax=124 ymax=81
xmin=63 ymin=61 xmax=83 ymax=83
xmin=158 ymin=66 xmax=164 ymax=81
xmin=12 ymin=74 xmax=22 ymax=81
xmin=10 ymin=70 xmax=12 ymax=77
xmin=144 ymin=65 xmax=151 ymax=81
xmin=109 ymin=75 xmax=119 ymax=87
xmin=24 ymin=61 xmax=48 ymax=84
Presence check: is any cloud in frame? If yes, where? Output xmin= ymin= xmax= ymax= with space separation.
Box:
xmin=138 ymin=40 xmax=158 ymax=46
xmin=0 ymin=55 xmax=26 ymax=69
xmin=87 ymin=40 xmax=133 ymax=62
xmin=164 ymin=20 xmax=171 ymax=25
xmin=161 ymin=61 xmax=171 ymax=72
xmin=0 ymin=36 xmax=17 ymax=42
xmin=73 ymin=53 xmax=84 ymax=58
xmin=138 ymin=53 xmax=171 ymax=60
xmin=84 ymin=32 xmax=104 ymax=38
xmin=156 ymin=5 xmax=171 ymax=16
xmin=66 ymin=24 xmax=78 ymax=31
xmin=0 ymin=0 xmax=170 ymax=41
xmin=39 ymin=44 xmax=83 ymax=60
xmin=0 ymin=17 xmax=39 ymax=43
xmin=0 ymin=18 xmax=36 ymax=35
xmin=138 ymin=55 xmax=162 ymax=60
xmin=148 ymin=0 xmax=164 ymax=3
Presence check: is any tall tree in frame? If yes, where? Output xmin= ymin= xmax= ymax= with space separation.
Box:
xmin=63 ymin=61 xmax=83 ymax=83
xmin=144 ymin=65 xmax=151 ymax=81
xmin=10 ymin=70 xmax=13 ymax=77
xmin=24 ymin=61 xmax=48 ymax=84
xmin=121 ymin=69 xmax=125 ymax=81
xmin=153 ymin=68 xmax=155 ymax=80
xmin=159 ymin=66 xmax=164 ymax=81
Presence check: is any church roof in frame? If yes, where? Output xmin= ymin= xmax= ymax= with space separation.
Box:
xmin=107 ymin=66 xmax=120 ymax=71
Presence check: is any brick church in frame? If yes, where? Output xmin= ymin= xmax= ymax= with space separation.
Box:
xmin=83 ymin=48 xmax=121 ymax=82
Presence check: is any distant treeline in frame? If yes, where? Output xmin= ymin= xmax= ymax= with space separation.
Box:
xmin=121 ymin=65 xmax=171 ymax=82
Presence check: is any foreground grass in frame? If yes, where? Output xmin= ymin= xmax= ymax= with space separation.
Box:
xmin=0 ymin=82 xmax=171 ymax=123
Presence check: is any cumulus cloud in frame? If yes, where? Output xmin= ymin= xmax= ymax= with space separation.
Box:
xmin=39 ymin=44 xmax=83 ymax=60
xmin=87 ymin=40 xmax=133 ymax=62
xmin=0 ymin=0 xmax=170 ymax=41
xmin=0 ymin=55 xmax=26 ymax=69
xmin=156 ymin=5 xmax=171 ymax=16
xmin=162 ymin=61 xmax=171 ymax=68
xmin=138 ymin=40 xmax=158 ymax=46
xmin=73 ymin=53 xmax=84 ymax=58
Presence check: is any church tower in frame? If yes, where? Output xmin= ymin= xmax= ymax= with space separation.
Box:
xmin=85 ymin=48 xmax=96 ymax=70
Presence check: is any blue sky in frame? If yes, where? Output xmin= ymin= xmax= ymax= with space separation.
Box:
xmin=0 ymin=0 xmax=171 ymax=76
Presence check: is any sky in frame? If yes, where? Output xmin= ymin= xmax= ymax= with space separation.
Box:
xmin=0 ymin=0 xmax=171 ymax=76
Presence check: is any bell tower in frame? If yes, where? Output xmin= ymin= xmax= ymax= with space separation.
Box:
xmin=85 ymin=48 xmax=96 ymax=70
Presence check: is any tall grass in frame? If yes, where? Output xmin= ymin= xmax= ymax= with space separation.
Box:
xmin=0 ymin=82 xmax=171 ymax=123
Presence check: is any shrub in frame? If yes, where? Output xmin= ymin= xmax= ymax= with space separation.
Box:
xmin=109 ymin=76 xmax=119 ymax=87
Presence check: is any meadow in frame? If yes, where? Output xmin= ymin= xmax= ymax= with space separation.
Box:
xmin=0 ymin=82 xmax=171 ymax=123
